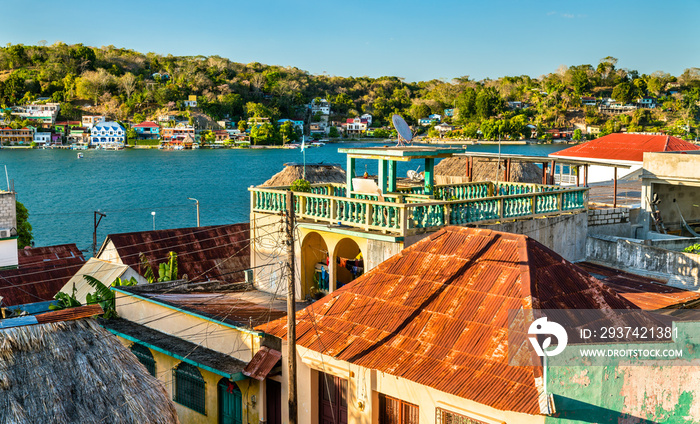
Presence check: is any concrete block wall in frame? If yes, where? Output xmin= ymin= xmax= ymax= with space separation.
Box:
xmin=588 ymin=207 xmax=629 ymax=226
xmin=0 ymin=192 xmax=16 ymax=230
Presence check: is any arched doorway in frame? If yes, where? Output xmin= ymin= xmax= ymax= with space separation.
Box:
xmin=333 ymin=238 xmax=363 ymax=289
xmin=301 ymin=232 xmax=329 ymax=299
xmin=218 ymin=378 xmax=242 ymax=424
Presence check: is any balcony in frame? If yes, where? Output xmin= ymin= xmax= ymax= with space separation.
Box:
xmin=251 ymin=147 xmax=588 ymax=238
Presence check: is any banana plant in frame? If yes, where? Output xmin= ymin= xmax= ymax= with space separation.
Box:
xmin=49 ymin=284 xmax=82 ymax=310
xmin=140 ymin=251 xmax=179 ymax=283
xmin=84 ymin=275 xmax=118 ymax=319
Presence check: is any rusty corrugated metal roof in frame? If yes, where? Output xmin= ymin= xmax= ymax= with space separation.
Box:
xmin=549 ymin=133 xmax=699 ymax=163
xmin=34 ymin=304 xmax=103 ymax=324
xmin=243 ymin=346 xmax=282 ymax=380
xmin=577 ymin=262 xmax=700 ymax=309
xmin=258 ymin=227 xmax=641 ymax=415
xmin=147 ymin=292 xmax=291 ymax=328
xmin=103 ymin=224 xmax=249 ymax=284
xmin=0 ymin=244 xmax=86 ymax=307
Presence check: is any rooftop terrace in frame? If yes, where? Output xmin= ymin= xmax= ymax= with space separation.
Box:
xmin=250 ymin=147 xmax=589 ymax=237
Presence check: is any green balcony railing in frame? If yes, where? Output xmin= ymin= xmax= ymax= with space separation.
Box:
xmin=251 ymin=181 xmax=588 ymax=236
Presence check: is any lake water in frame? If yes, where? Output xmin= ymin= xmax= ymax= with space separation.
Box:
xmin=1 ymin=142 xmax=566 ymax=250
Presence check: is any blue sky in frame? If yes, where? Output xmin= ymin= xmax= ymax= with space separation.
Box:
xmin=1 ymin=0 xmax=698 ymax=82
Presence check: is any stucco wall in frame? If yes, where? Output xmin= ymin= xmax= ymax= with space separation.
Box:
xmin=278 ymin=344 xmax=543 ymax=424
xmin=474 ymin=211 xmax=588 ymax=262
xmin=546 ymin=320 xmax=700 ymax=423
xmin=586 ymin=235 xmax=700 ymax=289
xmin=114 ymin=336 xmax=259 ymax=424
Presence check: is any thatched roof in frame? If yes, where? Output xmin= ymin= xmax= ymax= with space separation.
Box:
xmin=435 ymin=156 xmax=542 ymax=184
xmin=261 ymin=163 xmax=346 ymax=187
xmin=0 ymin=319 xmax=180 ymax=424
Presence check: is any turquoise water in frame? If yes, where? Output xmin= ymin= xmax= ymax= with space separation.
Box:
xmin=1 ymin=143 xmax=566 ymax=249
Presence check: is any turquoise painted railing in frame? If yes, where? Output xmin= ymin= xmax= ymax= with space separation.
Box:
xmin=250 ymin=183 xmax=588 ymax=236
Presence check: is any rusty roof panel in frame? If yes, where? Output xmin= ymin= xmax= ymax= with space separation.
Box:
xmin=577 ymin=262 xmax=700 ymax=309
xmin=243 ymin=346 xmax=282 ymax=380
xmin=0 ymin=244 xmax=85 ymax=306
xmin=105 ymin=224 xmax=249 ymax=284
xmin=35 ymin=304 xmax=103 ymax=324
xmin=258 ymin=227 xmax=642 ymax=414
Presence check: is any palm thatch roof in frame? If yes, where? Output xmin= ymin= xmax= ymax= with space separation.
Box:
xmin=261 ymin=163 xmax=346 ymax=187
xmin=435 ymin=156 xmax=542 ymax=184
xmin=0 ymin=319 xmax=180 ymax=424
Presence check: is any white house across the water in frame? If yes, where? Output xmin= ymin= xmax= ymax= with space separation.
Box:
xmin=90 ymin=121 xmax=125 ymax=148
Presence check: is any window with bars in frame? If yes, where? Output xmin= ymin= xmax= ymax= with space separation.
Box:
xmin=173 ymin=362 xmax=206 ymax=415
xmin=378 ymin=393 xmax=419 ymax=424
xmin=130 ymin=343 xmax=155 ymax=377
xmin=435 ymin=407 xmax=488 ymax=424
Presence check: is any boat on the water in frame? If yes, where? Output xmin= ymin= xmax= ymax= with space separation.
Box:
xmin=77 ymin=152 xmax=84 ymax=159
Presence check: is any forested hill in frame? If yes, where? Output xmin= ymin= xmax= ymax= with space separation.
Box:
xmin=0 ymin=43 xmax=698 ymax=139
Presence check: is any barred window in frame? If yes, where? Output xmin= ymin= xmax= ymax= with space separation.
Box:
xmin=173 ymin=362 xmax=206 ymax=415
xmin=130 ymin=343 xmax=155 ymax=377
xmin=436 ymin=407 xmax=488 ymax=424
xmin=379 ymin=393 xmax=418 ymax=424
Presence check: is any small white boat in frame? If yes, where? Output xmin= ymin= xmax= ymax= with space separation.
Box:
xmin=311 ymin=142 xmax=325 ymax=147
xmin=77 ymin=152 xmax=84 ymax=159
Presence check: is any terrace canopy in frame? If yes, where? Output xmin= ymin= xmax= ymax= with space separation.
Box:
xmin=338 ymin=146 xmax=462 ymax=195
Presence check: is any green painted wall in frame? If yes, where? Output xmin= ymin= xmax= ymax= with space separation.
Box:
xmin=546 ymin=321 xmax=700 ymax=423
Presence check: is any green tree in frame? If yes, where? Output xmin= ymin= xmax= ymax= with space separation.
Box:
xmin=328 ymin=126 xmax=340 ymax=138
xmin=279 ymin=121 xmax=299 ymax=143
xmin=612 ymin=82 xmax=635 ymax=104
xmin=572 ymin=128 xmax=582 ymax=141
xmin=237 ymin=120 xmax=248 ymax=132
xmin=250 ymin=122 xmax=278 ymax=145
xmin=16 ymin=200 xmax=33 ymax=248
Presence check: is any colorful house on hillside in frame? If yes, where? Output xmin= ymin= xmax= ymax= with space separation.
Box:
xmin=184 ymin=95 xmax=198 ymax=108
xmin=343 ymin=117 xmax=368 ymax=135
xmin=549 ymin=133 xmax=700 ymax=183
xmin=82 ymin=115 xmax=106 ymax=128
xmin=0 ymin=127 xmax=33 ymax=145
xmin=258 ymin=226 xmax=700 ymax=424
xmin=161 ymin=123 xmax=195 ymax=143
xmin=133 ymin=121 xmax=161 ymax=140
xmin=90 ymin=121 xmax=125 ymax=148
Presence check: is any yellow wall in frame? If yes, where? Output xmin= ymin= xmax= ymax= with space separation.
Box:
xmin=252 ymin=211 xmax=404 ymax=300
xmin=274 ymin=344 xmax=544 ymax=424
xmin=115 ymin=337 xmax=261 ymax=424
xmin=115 ymin=291 xmax=260 ymax=363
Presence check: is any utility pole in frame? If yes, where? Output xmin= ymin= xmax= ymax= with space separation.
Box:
xmin=188 ymin=198 xmax=200 ymax=227
xmin=93 ymin=211 xmax=106 ymax=257
xmin=285 ymin=190 xmax=297 ymax=424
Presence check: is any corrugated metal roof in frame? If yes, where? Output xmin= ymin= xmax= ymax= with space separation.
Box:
xmin=577 ymin=262 xmax=700 ymax=309
xmin=60 ymin=258 xmax=132 ymax=304
xmin=243 ymin=346 xmax=282 ymax=380
xmin=258 ymin=227 xmax=640 ymax=415
xmin=0 ymin=244 xmax=86 ymax=306
xmin=34 ymin=304 xmax=103 ymax=324
xmin=103 ymin=224 xmax=250 ymax=284
xmin=549 ymin=133 xmax=700 ymax=163
xmin=147 ymin=292 xmax=290 ymax=328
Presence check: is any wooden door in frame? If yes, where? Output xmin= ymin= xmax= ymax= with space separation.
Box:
xmin=266 ymin=380 xmax=282 ymax=424
xmin=319 ymin=372 xmax=348 ymax=424
xmin=218 ymin=379 xmax=242 ymax=424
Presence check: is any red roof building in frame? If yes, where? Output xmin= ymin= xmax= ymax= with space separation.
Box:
xmin=259 ymin=227 xmax=640 ymax=419
xmin=132 ymin=121 xmax=159 ymax=128
xmin=550 ymin=133 xmax=700 ymax=164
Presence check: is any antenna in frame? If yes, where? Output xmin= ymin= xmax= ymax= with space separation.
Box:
xmin=392 ymin=114 xmax=413 ymax=147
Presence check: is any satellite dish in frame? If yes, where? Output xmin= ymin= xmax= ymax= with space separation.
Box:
xmin=392 ymin=114 xmax=413 ymax=146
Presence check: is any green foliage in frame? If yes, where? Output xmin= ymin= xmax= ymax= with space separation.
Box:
xmin=50 ymin=285 xmax=82 ymax=310
xmin=683 ymin=244 xmax=700 ymax=254
xmin=140 ymin=251 xmax=179 ymax=283
xmin=327 ymin=126 xmax=340 ymax=138
xmin=15 ymin=201 xmax=33 ymax=249
xmin=572 ymin=128 xmax=582 ymax=141
xmin=290 ymin=179 xmax=312 ymax=192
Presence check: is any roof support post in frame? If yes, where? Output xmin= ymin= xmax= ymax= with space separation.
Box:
xmin=424 ymin=157 xmax=434 ymax=195
xmin=576 ymin=166 xmax=580 ymax=187
xmin=466 ymin=156 xmax=473 ymax=182
xmin=613 ymin=167 xmax=618 ymax=208
xmin=388 ymin=160 xmax=397 ymax=192
xmin=584 ymin=164 xmax=589 ymax=186
xmin=542 ymin=162 xmax=548 ymax=185
xmin=378 ymin=159 xmax=388 ymax=194
xmin=548 ymin=160 xmax=556 ymax=185
xmin=346 ymin=156 xmax=355 ymax=198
